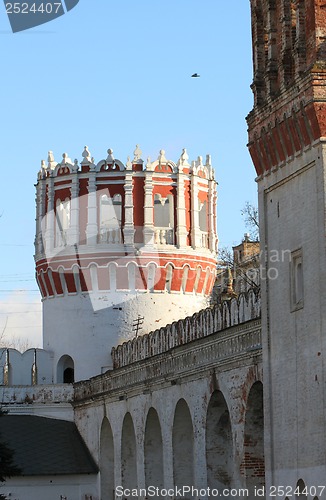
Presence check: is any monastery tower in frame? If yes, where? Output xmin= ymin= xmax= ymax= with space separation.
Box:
xmin=34 ymin=146 xmax=218 ymax=382
xmin=247 ymin=0 xmax=326 ymax=491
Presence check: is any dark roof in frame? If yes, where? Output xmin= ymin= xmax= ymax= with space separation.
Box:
xmin=0 ymin=414 xmax=98 ymax=476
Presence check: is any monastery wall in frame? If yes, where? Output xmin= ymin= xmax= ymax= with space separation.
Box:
xmin=73 ymin=295 xmax=263 ymax=499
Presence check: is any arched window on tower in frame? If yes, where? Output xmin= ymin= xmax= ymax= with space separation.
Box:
xmin=56 ymin=198 xmax=70 ymax=247
xmin=199 ymin=200 xmax=208 ymax=248
xmin=165 ymin=264 xmax=173 ymax=292
xmin=57 ymin=355 xmax=74 ymax=383
xmin=154 ymin=194 xmax=174 ymax=245
xmin=99 ymin=193 xmax=122 ymax=244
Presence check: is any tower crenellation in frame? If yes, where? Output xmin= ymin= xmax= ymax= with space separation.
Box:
xmin=35 ymin=146 xmax=218 ymax=381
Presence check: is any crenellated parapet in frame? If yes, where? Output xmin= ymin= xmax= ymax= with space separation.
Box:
xmin=35 ymin=145 xmax=218 ymax=299
xmin=111 ymin=288 xmax=261 ymax=369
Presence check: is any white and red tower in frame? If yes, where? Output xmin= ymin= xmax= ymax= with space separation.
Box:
xmin=35 ymin=145 xmax=218 ymax=381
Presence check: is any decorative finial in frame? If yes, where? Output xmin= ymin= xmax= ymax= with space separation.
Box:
xmin=126 ymin=156 xmax=132 ymax=169
xmin=81 ymin=146 xmax=92 ymax=165
xmin=205 ymin=154 xmax=212 ymax=167
xmin=178 ymin=148 xmax=190 ymax=167
xmin=73 ymin=159 xmax=79 ymax=172
xmin=47 ymin=151 xmax=56 ymax=170
xmin=158 ymin=149 xmax=167 ymax=163
xmin=146 ymin=156 xmax=152 ymax=170
xmin=38 ymin=160 xmax=47 ymax=179
xmin=106 ymin=148 xmax=114 ymax=163
xmin=62 ymin=153 xmax=72 ymax=165
xmin=133 ymin=144 xmax=142 ymax=162
xmin=196 ymin=155 xmax=203 ymax=167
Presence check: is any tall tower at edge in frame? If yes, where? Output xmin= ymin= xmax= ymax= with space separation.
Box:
xmin=34 ymin=146 xmax=218 ymax=382
xmin=247 ymin=0 xmax=326 ymax=491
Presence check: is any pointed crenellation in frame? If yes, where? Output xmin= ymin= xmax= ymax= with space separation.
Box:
xmin=73 ymin=159 xmax=79 ymax=172
xmin=158 ymin=149 xmax=167 ymax=164
xmin=133 ymin=144 xmax=143 ymax=163
xmin=146 ymin=156 xmax=153 ymax=171
xmin=60 ymin=153 xmax=73 ymax=166
xmin=177 ymin=148 xmax=190 ymax=168
xmin=47 ymin=151 xmax=56 ymax=171
xmin=106 ymin=148 xmax=114 ymax=164
xmin=126 ymin=156 xmax=132 ymax=170
xmin=196 ymin=156 xmax=203 ymax=168
xmin=81 ymin=146 xmax=92 ymax=165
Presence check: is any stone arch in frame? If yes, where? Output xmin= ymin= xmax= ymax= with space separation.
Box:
xmin=89 ymin=263 xmax=99 ymax=292
xmin=108 ymin=263 xmax=117 ymax=291
xmin=144 ymin=408 xmax=164 ymax=490
xmin=55 ymin=197 xmax=70 ymax=246
xmin=127 ymin=262 xmax=137 ymax=291
xmin=72 ymin=264 xmax=81 ymax=293
xmin=295 ymin=479 xmax=307 ymax=499
xmin=57 ymin=354 xmax=74 ymax=383
xmin=199 ymin=199 xmax=207 ymax=232
xmin=206 ymin=390 xmax=234 ymax=490
xmin=172 ymin=399 xmax=194 ymax=488
xmin=146 ymin=262 xmax=157 ymax=292
xmin=100 ymin=417 xmax=114 ymax=500
xmin=194 ymin=266 xmax=202 ymax=293
xmin=181 ymin=265 xmax=190 ymax=293
xmin=243 ymin=381 xmax=264 ymax=496
xmin=121 ymin=413 xmax=137 ymax=490
xmin=203 ymin=267 xmax=211 ymax=295
xmin=165 ymin=263 xmax=173 ymax=292
xmin=58 ymin=266 xmax=67 ymax=294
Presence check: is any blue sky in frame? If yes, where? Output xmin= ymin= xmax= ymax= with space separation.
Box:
xmin=0 ymin=0 xmax=257 ymax=346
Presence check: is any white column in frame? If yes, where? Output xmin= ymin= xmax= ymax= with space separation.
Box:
xmin=176 ymin=172 xmax=188 ymax=248
xmin=86 ymin=171 xmax=98 ymax=246
xmin=143 ymin=171 xmax=154 ymax=245
xmin=35 ymin=178 xmax=46 ymax=256
xmin=123 ymin=171 xmax=135 ymax=246
xmin=44 ymin=177 xmax=55 ymax=252
xmin=68 ymin=173 xmax=80 ymax=246
xmin=208 ymin=178 xmax=217 ymax=253
xmin=191 ymin=171 xmax=201 ymax=249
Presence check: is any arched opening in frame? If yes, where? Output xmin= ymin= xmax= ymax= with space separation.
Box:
xmin=172 ymin=399 xmax=194 ymax=489
xmin=194 ymin=266 xmax=202 ymax=293
xmin=56 ymin=198 xmax=70 ymax=247
xmin=57 ymin=355 xmax=74 ymax=383
xmin=243 ymin=382 xmax=265 ymax=496
xmin=206 ymin=390 xmax=234 ymax=490
xmin=181 ymin=265 xmax=189 ymax=293
xmin=127 ymin=262 xmax=136 ymax=291
xmin=199 ymin=200 xmax=208 ymax=248
xmin=144 ymin=408 xmax=164 ymax=490
xmin=109 ymin=264 xmax=117 ymax=292
xmin=154 ymin=194 xmax=174 ymax=244
xmin=121 ymin=413 xmax=137 ymax=490
xmin=100 ymin=193 xmax=122 ymax=243
xmin=100 ymin=417 xmax=114 ymax=500
xmin=147 ymin=263 xmax=156 ymax=292
xmin=165 ymin=264 xmax=173 ymax=292
xmin=295 ymin=479 xmax=307 ymax=499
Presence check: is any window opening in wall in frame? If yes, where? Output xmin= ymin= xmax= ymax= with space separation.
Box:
xmin=56 ymin=198 xmax=70 ymax=247
xmin=290 ymin=249 xmax=303 ymax=311
xmin=100 ymin=193 xmax=122 ymax=243
xmin=154 ymin=194 xmax=174 ymax=244
xmin=57 ymin=355 xmax=74 ymax=384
